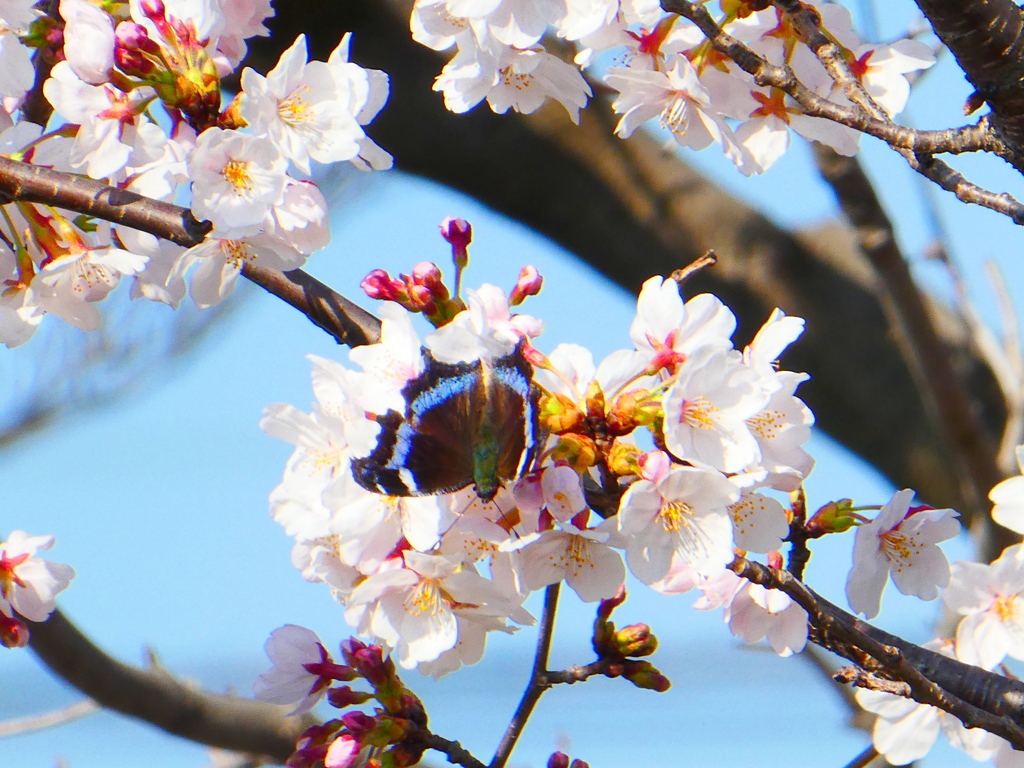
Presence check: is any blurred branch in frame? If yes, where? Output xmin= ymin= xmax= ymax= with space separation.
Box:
xmin=28 ymin=609 xmax=312 ymax=761
xmin=0 ymin=285 xmax=238 ymax=452
xmin=0 ymin=698 xmax=99 ymax=737
xmin=810 ymin=144 xmax=1006 ymax=559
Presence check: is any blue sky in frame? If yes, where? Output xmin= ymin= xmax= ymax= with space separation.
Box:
xmin=4 ymin=2 xmax=1024 ymax=766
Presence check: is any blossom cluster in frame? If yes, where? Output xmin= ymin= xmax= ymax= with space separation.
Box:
xmin=260 ymin=260 xmax=823 ymax=677
xmin=0 ymin=0 xmax=390 ymax=347
xmin=846 ymin=455 xmax=1024 ymax=765
xmin=0 ymin=530 xmax=75 ymax=647
xmin=412 ymin=0 xmax=934 ymax=174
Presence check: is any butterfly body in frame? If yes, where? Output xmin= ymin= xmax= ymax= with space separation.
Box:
xmin=352 ymin=345 xmax=541 ymax=501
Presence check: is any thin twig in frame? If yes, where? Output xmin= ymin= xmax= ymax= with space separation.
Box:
xmin=659 ymin=1 xmax=1024 ymax=225
xmin=490 ymin=583 xmax=560 ymax=768
xmin=842 ymin=745 xmax=881 ymax=768
xmin=0 ymin=699 xmax=99 ymax=737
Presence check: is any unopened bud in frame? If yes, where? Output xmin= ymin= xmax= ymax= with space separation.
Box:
xmin=549 ymin=433 xmax=598 ymax=472
xmin=440 ymin=217 xmax=471 ymax=268
xmin=509 ymin=265 xmax=542 ymax=305
xmin=548 ymin=752 xmax=570 ymax=768
xmin=622 ymin=659 xmax=671 ymax=692
xmin=324 ymin=734 xmax=360 ymax=768
xmin=606 ymin=442 xmax=643 ymax=478
xmin=806 ymin=498 xmax=860 ymax=536
xmin=0 ymin=612 xmax=28 ymax=648
xmin=539 ymin=393 xmax=585 ymax=434
xmin=570 ymin=760 xmax=590 ymax=768
xmin=341 ymin=711 xmax=376 ymax=739
xmin=614 ymin=623 xmax=658 ymax=657
xmin=361 ymin=269 xmax=405 ymax=302
xmin=327 ymin=686 xmax=374 ymax=709
xmin=139 ymin=0 xmax=165 ymax=20
xmin=412 ymin=261 xmax=443 ymax=289
xmin=767 ymin=551 xmax=784 ymax=570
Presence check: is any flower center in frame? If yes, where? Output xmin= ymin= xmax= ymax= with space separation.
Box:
xmin=221 ymin=159 xmax=254 ymax=193
xmin=405 ymin=578 xmax=445 ymax=616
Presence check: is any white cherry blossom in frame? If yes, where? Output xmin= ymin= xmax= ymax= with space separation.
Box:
xmin=617 ymin=452 xmax=737 ymax=583
xmin=0 ymin=531 xmax=75 ymax=622
xmin=846 ymin=489 xmax=960 ymax=619
xmin=661 ymin=346 xmax=769 ymax=473
xmin=989 ymin=446 xmax=1024 ymax=533
xmin=253 ymin=624 xmax=342 ymax=715
xmin=187 ymin=128 xmax=288 ymax=233
xmin=942 ymin=544 xmax=1024 ymax=669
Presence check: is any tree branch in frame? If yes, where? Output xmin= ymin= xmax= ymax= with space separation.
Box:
xmin=490 ymin=583 xmax=560 ymax=768
xmin=28 ymin=609 xmax=313 ymax=761
xmin=733 ymin=557 xmax=1024 ymax=747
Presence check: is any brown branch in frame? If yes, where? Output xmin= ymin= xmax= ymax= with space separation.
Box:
xmin=660 ymin=1 xmax=1007 ymax=157
xmin=241 ymin=264 xmax=380 ymax=347
xmin=733 ymin=557 xmax=1024 ymax=747
xmin=0 ymin=155 xmax=383 ymax=345
xmin=407 ymin=726 xmax=487 ymax=768
xmin=660 ymin=0 xmax=1024 ymax=224
xmin=28 ymin=609 xmax=313 ymax=761
xmin=490 ymin=583 xmax=560 ymax=768
xmin=912 ymin=0 xmax=1024 ymax=155
xmin=0 ymin=156 xmax=212 ymax=247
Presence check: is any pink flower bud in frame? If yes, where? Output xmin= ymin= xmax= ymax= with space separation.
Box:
xmin=115 ymin=20 xmax=152 ymax=49
xmin=548 ymin=752 xmax=570 ymax=768
xmin=439 ymin=216 xmax=471 ymax=268
xmin=570 ymin=760 xmax=591 ymax=768
xmin=361 ymin=269 xmax=404 ymax=302
xmin=510 ymin=265 xmax=542 ymax=305
xmin=326 ymin=685 xmax=373 ymax=709
xmin=407 ymin=284 xmax=436 ymax=313
xmin=340 ymin=711 xmax=375 ymax=738
xmin=0 ymin=611 xmax=28 ymax=648
xmin=411 ymin=261 xmax=442 ymax=288
xmin=139 ymin=0 xmax=165 ymax=20
xmin=324 ymin=735 xmax=360 ymax=768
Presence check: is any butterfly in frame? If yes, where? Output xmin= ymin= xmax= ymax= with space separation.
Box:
xmin=351 ymin=343 xmax=542 ymax=502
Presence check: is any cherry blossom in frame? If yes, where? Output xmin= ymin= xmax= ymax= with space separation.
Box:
xmin=661 ymin=346 xmax=769 ymax=473
xmin=942 ymin=544 xmax=1024 ymax=669
xmin=725 ymin=580 xmax=808 ymax=657
xmin=0 ymin=531 xmax=75 ymax=623
xmin=606 ymin=54 xmax=747 ymax=167
xmin=510 ymin=517 xmax=625 ymax=602
xmin=629 ymin=276 xmax=736 ymax=374
xmin=60 ymin=0 xmax=115 ymax=84
xmin=989 ymin=445 xmax=1024 ymax=534
xmin=855 ymin=640 xmax=998 ymax=765
xmin=0 ymin=0 xmax=37 ymax=99
xmin=254 ymin=624 xmax=352 ymax=715
xmin=617 ymin=452 xmax=737 ymax=583
xmin=845 ymin=489 xmax=960 ymax=619
xmin=187 ymin=128 xmax=288 ymax=232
